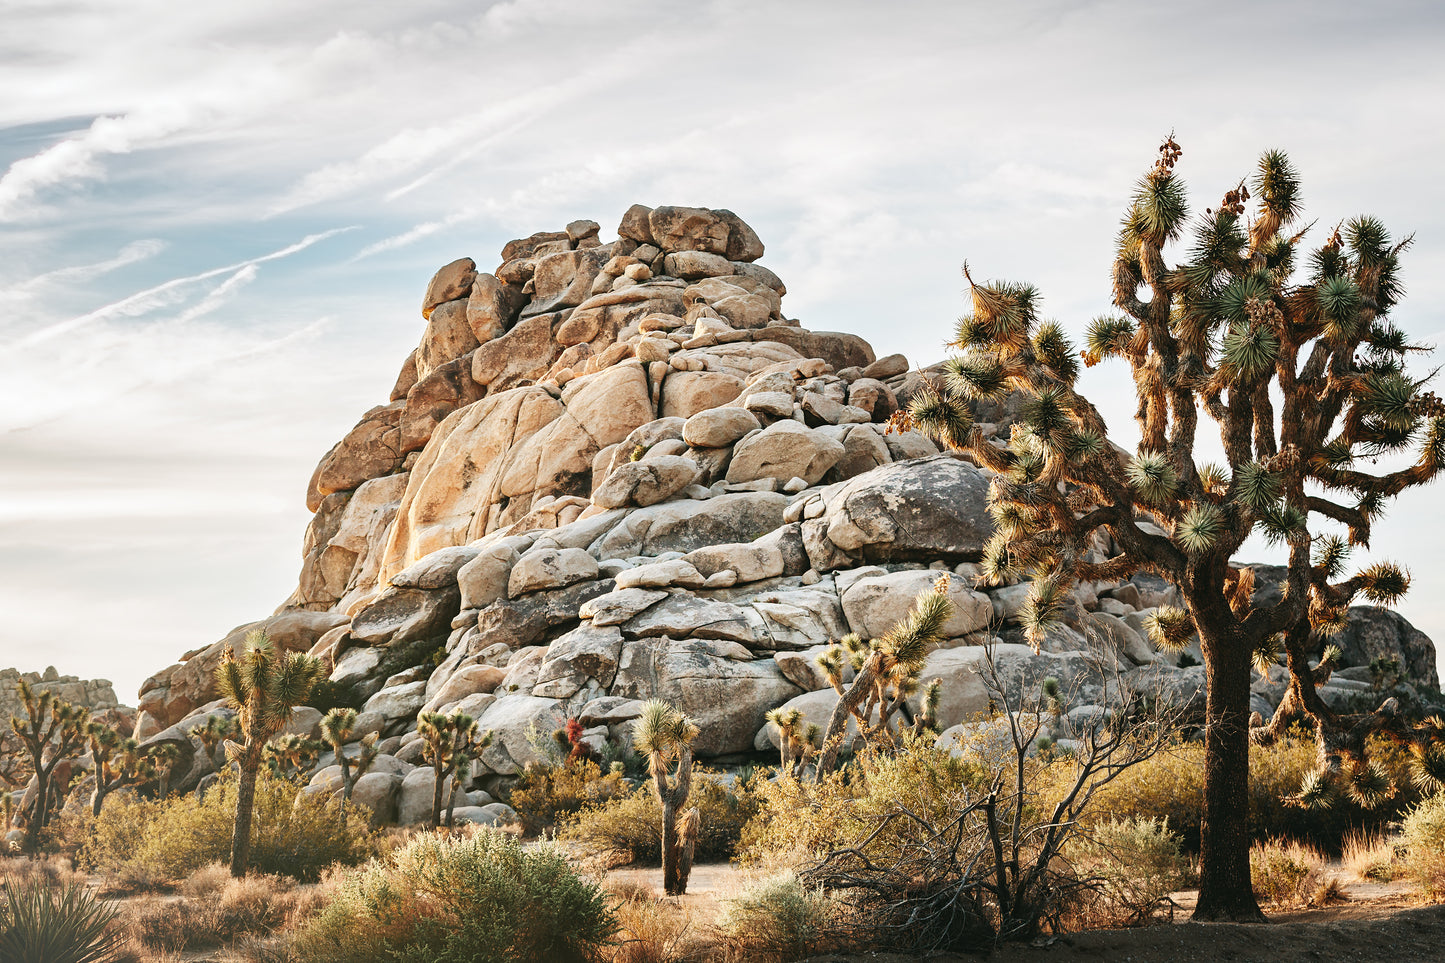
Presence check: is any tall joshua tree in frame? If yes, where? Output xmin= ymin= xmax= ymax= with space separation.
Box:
xmin=815 ymin=578 xmax=952 ymax=775
xmin=10 ymin=680 xmax=88 ymax=853
xmin=898 ymin=136 xmax=1442 ymax=920
xmin=215 ymin=630 xmax=325 ymax=877
xmin=633 ymin=700 xmax=700 ymax=896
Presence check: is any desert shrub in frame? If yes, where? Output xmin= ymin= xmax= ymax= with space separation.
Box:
xmin=0 ymin=878 xmax=124 ymax=963
xmin=1250 ymin=840 xmax=1337 ymax=906
xmin=509 ymin=760 xmax=629 ymax=835
xmin=1066 ymin=816 xmax=1192 ymax=922
xmin=125 ymin=870 xmax=308 ymax=953
xmin=1066 ymin=734 xmax=1408 ymax=852
xmin=738 ymin=738 xmax=987 ymax=866
xmin=290 ymin=829 xmax=615 ymax=963
xmin=83 ymin=769 xmax=376 ymax=881
xmin=563 ymin=771 xmax=760 ymax=866
xmin=1399 ymin=793 xmax=1445 ymax=897
xmin=718 ymin=872 xmax=843 ymax=962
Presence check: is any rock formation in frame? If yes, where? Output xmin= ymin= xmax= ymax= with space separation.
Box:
xmin=132 ymin=206 xmax=1442 ymax=820
xmin=1 ymin=667 xmax=126 ymax=720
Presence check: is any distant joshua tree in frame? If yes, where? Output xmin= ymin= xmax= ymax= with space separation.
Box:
xmin=320 ymin=707 xmax=379 ymax=802
xmin=85 ymin=721 xmax=163 ymax=816
xmin=632 ymin=700 xmax=700 ymax=896
xmin=896 ymin=136 xmax=1444 ymax=920
xmin=215 ymin=631 xmax=324 ymax=877
xmin=417 ymin=709 xmax=492 ymax=830
xmin=10 ymin=680 xmax=88 ymax=853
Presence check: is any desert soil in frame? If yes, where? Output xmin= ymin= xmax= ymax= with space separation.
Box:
xmin=610 ymin=863 xmax=1445 ymax=963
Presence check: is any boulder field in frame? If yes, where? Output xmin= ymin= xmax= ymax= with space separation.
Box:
xmin=131 ymin=205 xmax=1441 ymax=820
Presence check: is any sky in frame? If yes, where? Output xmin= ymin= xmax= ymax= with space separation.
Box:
xmin=1 ymin=0 xmax=1444 ymax=701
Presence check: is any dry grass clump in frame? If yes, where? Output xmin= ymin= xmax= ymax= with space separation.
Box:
xmin=0 ymin=854 xmax=88 ymax=891
xmin=605 ymin=882 xmax=714 ymax=963
xmin=1342 ymin=830 xmax=1402 ymax=883
xmin=716 ymin=872 xmax=845 ymax=962
xmin=1250 ymin=840 xmax=1344 ymax=907
xmin=123 ymin=865 xmax=324 ymax=954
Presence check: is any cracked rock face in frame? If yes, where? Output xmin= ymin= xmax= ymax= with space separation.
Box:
xmin=134 ymin=204 xmax=1441 ymax=824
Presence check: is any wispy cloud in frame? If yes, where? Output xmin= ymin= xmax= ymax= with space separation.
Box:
xmin=0 ymin=238 xmax=167 ymax=305
xmin=5 ymin=227 xmax=356 ymax=349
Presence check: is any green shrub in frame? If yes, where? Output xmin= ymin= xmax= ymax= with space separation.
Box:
xmin=0 ymin=878 xmax=124 ymax=963
xmin=1066 ymin=816 xmax=1191 ymax=922
xmin=563 ymin=771 xmax=760 ymax=866
xmin=738 ymin=738 xmax=987 ymax=865
xmin=82 ymin=769 xmax=376 ymax=882
xmin=1400 ymin=793 xmax=1445 ymax=897
xmin=509 ymin=760 xmax=629 ymax=835
xmin=718 ymin=872 xmax=843 ymax=961
xmin=290 ymin=830 xmax=615 ymax=963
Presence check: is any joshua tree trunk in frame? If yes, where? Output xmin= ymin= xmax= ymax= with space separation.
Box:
xmin=23 ymin=774 xmax=49 ymax=854
xmin=429 ymin=760 xmax=446 ymax=831
xmin=1193 ymin=619 xmax=1265 ymax=922
xmin=657 ymin=746 xmax=694 ymax=896
xmin=230 ymin=764 xmax=258 ymax=878
xmin=90 ymin=782 xmax=109 ymax=818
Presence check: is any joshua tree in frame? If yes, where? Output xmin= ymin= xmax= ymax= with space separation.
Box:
xmin=319 ymin=707 xmax=378 ymax=802
xmin=9 ymin=680 xmax=89 ymax=853
xmin=264 ymin=732 xmax=324 ymax=779
xmin=815 ymin=578 xmax=952 ymax=775
xmin=85 ymin=722 xmax=161 ymax=817
xmin=897 ymin=137 xmax=1442 ymax=920
xmin=417 ymin=710 xmax=492 ymax=830
xmin=215 ymin=630 xmax=325 ymax=877
xmin=765 ymin=707 xmax=820 ymax=777
xmin=632 ymin=700 xmax=700 ymax=896
xmin=189 ymin=713 xmax=240 ymax=771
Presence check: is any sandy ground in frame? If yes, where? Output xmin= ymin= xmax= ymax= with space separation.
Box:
xmin=608 ymin=863 xmax=1445 ymax=963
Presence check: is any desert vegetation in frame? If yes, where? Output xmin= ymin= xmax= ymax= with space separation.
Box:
xmin=5 ymin=142 xmax=1445 ymax=962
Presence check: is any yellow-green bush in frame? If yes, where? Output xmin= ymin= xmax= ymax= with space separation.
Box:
xmin=82 ymin=770 xmax=376 ymax=882
xmin=1400 ymin=793 xmax=1445 ymax=897
xmin=509 ymin=760 xmax=629 ymax=835
xmin=718 ymin=872 xmax=844 ymax=961
xmin=562 ymin=771 xmax=761 ymax=866
xmin=1250 ymin=839 xmax=1335 ymax=906
xmin=1052 ymin=733 xmax=1411 ymax=852
xmin=737 ymin=738 xmax=987 ymax=866
xmin=1065 ymin=816 xmax=1192 ymax=922
xmin=290 ymin=830 xmax=615 ymax=963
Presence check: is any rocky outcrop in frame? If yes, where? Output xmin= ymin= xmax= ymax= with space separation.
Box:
xmin=134 ymin=204 xmax=1442 ymax=825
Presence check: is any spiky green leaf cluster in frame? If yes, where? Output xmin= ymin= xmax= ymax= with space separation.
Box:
xmin=882 ymin=578 xmax=954 ymax=669
xmin=1232 ymin=461 xmax=1281 ymax=512
xmin=1175 ymin=504 xmax=1225 ymax=555
xmin=1357 ymin=562 xmax=1411 ymax=604
xmin=632 ymin=700 xmax=698 ymax=760
xmin=1143 ymin=607 xmax=1195 ymax=652
xmin=1126 ymin=452 xmax=1178 ymax=505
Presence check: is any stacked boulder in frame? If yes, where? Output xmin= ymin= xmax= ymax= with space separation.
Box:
xmin=133 ymin=206 xmax=1441 ymax=821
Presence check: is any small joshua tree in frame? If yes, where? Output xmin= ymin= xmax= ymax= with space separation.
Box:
xmin=189 ymin=713 xmax=240 ymax=771
xmin=85 ymin=722 xmax=161 ymax=817
xmin=897 ymin=136 xmax=1444 ymax=920
xmin=215 ymin=630 xmax=325 ymax=877
xmin=264 ymin=732 xmax=324 ymax=780
xmin=320 ymin=707 xmax=378 ymax=802
xmin=10 ymin=680 xmax=89 ymax=853
xmin=417 ymin=710 xmax=492 ymax=830
xmin=815 ymin=578 xmax=952 ymax=775
xmin=765 ymin=707 xmax=820 ymax=777
xmin=633 ymin=700 xmax=700 ymax=896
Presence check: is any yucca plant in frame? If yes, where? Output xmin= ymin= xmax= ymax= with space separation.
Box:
xmin=320 ymin=707 xmax=378 ymax=802
xmin=85 ymin=721 xmax=163 ymax=817
xmin=0 ymin=879 xmax=122 ymax=963
xmin=814 ymin=577 xmax=952 ymax=775
xmin=264 ymin=732 xmax=325 ymax=780
xmin=215 ymin=630 xmax=325 ymax=877
xmin=895 ymin=137 xmax=1443 ymax=920
xmin=632 ymin=700 xmax=700 ymax=895
xmin=765 ymin=707 xmax=820 ymax=777
xmin=417 ymin=710 xmax=492 ymax=830
xmin=9 ymin=681 xmax=88 ymax=854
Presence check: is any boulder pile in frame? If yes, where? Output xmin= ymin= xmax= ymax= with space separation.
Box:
xmin=131 ymin=206 xmax=1441 ymax=820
